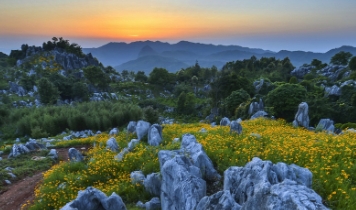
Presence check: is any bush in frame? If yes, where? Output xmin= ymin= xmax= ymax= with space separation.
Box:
xmin=223 ymin=89 xmax=250 ymax=117
xmin=143 ymin=106 xmax=159 ymax=124
xmin=266 ymin=83 xmax=307 ymax=122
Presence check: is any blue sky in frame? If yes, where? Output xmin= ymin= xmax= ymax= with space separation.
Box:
xmin=0 ymin=0 xmax=355 ymax=54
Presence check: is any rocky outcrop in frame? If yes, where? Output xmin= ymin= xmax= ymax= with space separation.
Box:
xmin=196 ymin=190 xmax=241 ymax=210
xmin=136 ymin=120 xmax=150 ymax=140
xmin=251 ymin=110 xmax=269 ymax=119
xmin=109 ymin=128 xmax=119 ymax=136
xmin=127 ymin=121 xmax=137 ymax=133
xmin=220 ymin=117 xmax=231 ymax=126
xmin=106 ymin=137 xmax=119 ymax=152
xmin=8 ymin=82 xmax=26 ymax=96
xmin=52 ymin=50 xmax=99 ymax=71
xmin=290 ymin=65 xmax=313 ymax=79
xmin=224 ymin=157 xmax=327 ymax=210
xmin=248 ymin=98 xmax=264 ymax=116
xmin=293 ymin=102 xmax=310 ymax=128
xmin=230 ymin=121 xmax=243 ymax=134
xmin=147 ymin=124 xmax=163 ymax=146
xmin=317 ymin=119 xmax=335 ymax=133
xmin=60 ymin=187 xmax=126 ymax=210
xmin=324 ymin=85 xmax=341 ymax=96
xmin=68 ymin=148 xmax=84 ymax=162
xmin=143 ymin=173 xmax=162 ymax=197
xmin=317 ymin=65 xmax=347 ymax=82
xmin=136 ymin=197 xmax=161 ymax=210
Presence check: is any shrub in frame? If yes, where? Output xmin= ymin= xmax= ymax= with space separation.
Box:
xmin=143 ymin=106 xmax=159 ymax=124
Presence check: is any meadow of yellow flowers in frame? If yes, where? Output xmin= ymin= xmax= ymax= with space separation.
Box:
xmin=25 ymin=118 xmax=356 ymax=209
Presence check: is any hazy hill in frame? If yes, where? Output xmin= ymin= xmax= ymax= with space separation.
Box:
xmin=83 ymin=41 xmax=356 ymax=72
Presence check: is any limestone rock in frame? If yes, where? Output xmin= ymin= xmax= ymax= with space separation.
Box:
xmin=250 ymin=110 xmax=268 ymax=119
xmin=293 ymin=102 xmax=310 ymax=128
xmin=248 ymin=98 xmax=264 ymax=116
xmin=127 ymin=121 xmax=137 ymax=133
xmin=136 ymin=197 xmax=161 ymax=210
xmin=317 ymin=119 xmax=335 ymax=133
xmin=159 ymin=153 xmax=206 ymax=210
xmin=136 ymin=120 xmax=151 ymax=140
xmin=109 ymin=128 xmax=119 ymax=136
xmin=128 ymin=139 xmax=140 ymax=151
xmin=48 ymin=149 xmax=58 ymax=160
xmin=230 ymin=121 xmax=243 ymax=134
xmin=196 ymin=190 xmax=241 ymax=210
xmin=130 ymin=171 xmax=145 ymax=184
xmin=220 ymin=117 xmax=231 ymax=126
xmin=147 ymin=124 xmax=163 ymax=146
xmin=8 ymin=144 xmax=30 ymax=158
xmin=60 ymin=186 xmax=126 ymax=210
xmin=115 ymin=148 xmax=129 ymax=161
xmin=181 ymin=134 xmax=221 ymax=181
xmin=143 ymin=173 xmax=162 ymax=196
xmin=324 ymin=85 xmax=341 ymax=96
xmin=68 ymin=148 xmax=84 ymax=162
xmin=224 ymin=157 xmax=326 ymax=210
xmin=106 ymin=137 xmax=119 ymax=152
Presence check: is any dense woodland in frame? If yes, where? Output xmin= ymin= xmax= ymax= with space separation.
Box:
xmin=1 ymin=38 xmax=356 ymax=139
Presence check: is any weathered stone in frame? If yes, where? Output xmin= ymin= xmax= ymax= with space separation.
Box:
xmin=220 ymin=117 xmax=231 ymax=126
xmin=8 ymin=144 xmax=30 ymax=158
xmin=136 ymin=197 xmax=161 ymax=210
xmin=291 ymin=65 xmax=313 ymax=79
xmin=63 ymin=135 xmax=73 ymax=141
xmin=293 ymin=102 xmax=310 ymax=128
xmin=324 ymin=85 xmax=341 ymax=96
xmin=248 ymin=99 xmax=264 ymax=116
xmin=4 ymin=180 xmax=11 ymax=185
xmin=196 ymin=190 xmax=241 ymax=210
xmin=68 ymin=148 xmax=84 ymax=162
xmin=130 ymin=171 xmax=145 ymax=184
xmin=317 ymin=65 xmax=347 ymax=81
xmin=106 ymin=137 xmax=119 ymax=152
xmin=60 ymin=186 xmax=126 ymax=210
xmin=250 ymin=110 xmax=268 ymax=119
xmin=230 ymin=121 xmax=242 ymax=134
xmin=317 ymin=118 xmax=335 ymax=133
xmin=109 ymin=128 xmax=119 ymax=136
xmin=181 ymin=134 xmax=221 ymax=181
xmin=143 ymin=173 xmax=162 ymax=196
xmin=128 ymin=139 xmax=140 ymax=151
xmin=136 ymin=120 xmax=151 ymax=140
xmin=127 ymin=121 xmax=137 ymax=133
xmin=159 ymin=153 xmax=206 ymax=210
xmin=48 ymin=149 xmax=58 ymax=160
xmin=148 ymin=124 xmax=163 ymax=146
xmin=115 ymin=148 xmax=129 ymax=161
xmin=224 ymin=157 xmax=325 ymax=209
xmin=200 ymin=128 xmax=207 ymax=133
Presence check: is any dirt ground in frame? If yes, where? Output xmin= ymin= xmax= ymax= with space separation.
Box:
xmin=0 ymin=147 xmax=88 ymax=210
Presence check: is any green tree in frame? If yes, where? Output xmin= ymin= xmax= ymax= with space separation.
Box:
xmin=177 ymin=92 xmax=196 ymax=115
xmin=135 ymin=71 xmax=148 ymax=82
xmin=349 ymin=56 xmax=356 ymax=71
xmin=37 ymin=78 xmax=59 ymax=105
xmin=289 ymin=76 xmax=298 ymax=84
xmin=224 ymin=89 xmax=251 ymax=116
xmin=266 ymin=83 xmax=307 ymax=121
xmin=330 ymin=51 xmax=353 ymax=65
xmin=83 ymin=66 xmax=110 ymax=90
xmin=148 ymin=67 xmax=175 ymax=87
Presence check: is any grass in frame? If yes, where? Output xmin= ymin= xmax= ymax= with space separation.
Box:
xmin=27 ymin=118 xmax=356 ymax=209
xmin=0 ymin=150 xmax=53 ymax=192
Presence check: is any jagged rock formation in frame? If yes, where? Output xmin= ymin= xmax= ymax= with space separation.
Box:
xmin=106 ymin=137 xmax=119 ymax=152
xmin=147 ymin=124 xmax=163 ymax=146
xmin=291 ymin=65 xmax=313 ymax=79
xmin=316 ymin=65 xmax=348 ymax=82
xmin=317 ymin=119 xmax=335 ymax=133
xmin=68 ymin=148 xmax=84 ymax=162
xmin=60 ymin=187 xmax=126 ymax=210
xmin=8 ymin=139 xmax=46 ymax=158
xmin=220 ymin=117 xmax=231 ymax=126
xmin=136 ymin=197 xmax=161 ymax=210
xmin=293 ymin=102 xmax=310 ymax=128
xmin=248 ymin=98 xmax=264 ymax=116
xmin=230 ymin=121 xmax=243 ymax=134
xmin=251 ymin=110 xmax=269 ymax=119
xmin=196 ymin=190 xmax=241 ymax=210
xmin=136 ymin=120 xmax=151 ymax=140
xmin=127 ymin=121 xmax=137 ymax=133
xmin=224 ymin=157 xmax=327 ymax=210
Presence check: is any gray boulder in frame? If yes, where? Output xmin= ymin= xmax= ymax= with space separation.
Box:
xmin=48 ymin=149 xmax=58 ymax=160
xmin=127 ymin=121 xmax=137 ymax=133
xmin=8 ymin=144 xmax=30 ymax=158
xmin=115 ymin=148 xmax=129 ymax=161
xmin=143 ymin=173 xmax=162 ymax=197
xmin=159 ymin=152 xmax=206 ymax=210
xmin=136 ymin=120 xmax=151 ymax=140
xmin=128 ymin=139 xmax=140 ymax=151
xmin=248 ymin=99 xmax=264 ymax=116
xmin=324 ymin=85 xmax=341 ymax=96
xmin=136 ymin=197 xmax=161 ymax=210
xmin=220 ymin=117 xmax=231 ymax=126
xmin=106 ymin=137 xmax=119 ymax=152
xmin=293 ymin=102 xmax=310 ymax=128
xmin=147 ymin=124 xmax=163 ymax=146
xmin=130 ymin=171 xmax=145 ymax=184
xmin=290 ymin=65 xmax=313 ymax=79
xmin=109 ymin=128 xmax=119 ymax=136
xmin=317 ymin=118 xmax=335 ymax=133
xmin=317 ymin=65 xmax=347 ymax=82
xmin=196 ymin=190 xmax=241 ymax=210
xmin=230 ymin=121 xmax=243 ymax=134
xmin=60 ymin=186 xmax=126 ymax=210
xmin=68 ymin=148 xmax=84 ymax=162
xmin=224 ymin=157 xmax=326 ymax=209
xmin=250 ymin=110 xmax=268 ymax=119
xmin=181 ymin=134 xmax=221 ymax=181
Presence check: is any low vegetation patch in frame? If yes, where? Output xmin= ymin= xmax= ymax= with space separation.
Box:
xmin=28 ymin=118 xmax=356 ymax=209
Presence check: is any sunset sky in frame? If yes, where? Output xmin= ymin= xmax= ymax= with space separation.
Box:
xmin=1 ymin=0 xmax=355 ymax=54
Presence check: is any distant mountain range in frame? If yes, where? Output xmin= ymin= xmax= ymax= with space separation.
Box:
xmin=82 ymin=41 xmax=356 ymax=73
